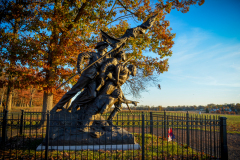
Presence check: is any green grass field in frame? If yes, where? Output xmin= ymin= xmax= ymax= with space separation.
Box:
xmin=1 ymin=133 xmax=209 ymax=160
xmin=1 ymin=108 xmax=229 ymax=159
xmin=219 ymin=114 xmax=240 ymax=134
xmin=108 ymin=111 xmax=240 ymax=134
xmin=4 ymin=107 xmax=240 ymax=134
xmin=154 ymin=112 xmax=240 ymax=134
xmin=179 ymin=112 xmax=240 ymax=134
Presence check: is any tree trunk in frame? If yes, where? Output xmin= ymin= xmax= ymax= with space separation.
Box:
xmin=29 ymin=87 xmax=36 ymax=107
xmin=29 ymin=98 xmax=33 ymax=107
xmin=40 ymin=91 xmax=53 ymax=125
xmin=12 ymin=101 xmax=15 ymax=107
xmin=42 ymin=91 xmax=53 ymax=112
xmin=6 ymin=84 xmax=13 ymax=111
xmin=0 ymin=87 xmax=5 ymax=107
xmin=20 ymin=99 xmax=23 ymax=107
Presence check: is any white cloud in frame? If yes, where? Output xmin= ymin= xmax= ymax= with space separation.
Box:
xmin=231 ymin=63 xmax=240 ymax=71
xmin=162 ymin=28 xmax=240 ymax=88
xmin=139 ymin=16 xmax=240 ymax=106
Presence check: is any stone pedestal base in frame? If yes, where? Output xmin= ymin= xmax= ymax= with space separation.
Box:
xmin=41 ymin=109 xmax=138 ymax=148
xmin=36 ymin=143 xmax=141 ymax=151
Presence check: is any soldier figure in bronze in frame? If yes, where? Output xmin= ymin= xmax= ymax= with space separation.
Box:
xmin=48 ymin=15 xmax=158 ymax=143
xmin=67 ymin=50 xmax=127 ymax=112
xmin=76 ymin=63 xmax=138 ymax=131
xmin=52 ymin=41 xmax=109 ymax=111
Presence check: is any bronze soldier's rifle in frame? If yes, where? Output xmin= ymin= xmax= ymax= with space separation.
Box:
xmin=117 ymin=85 xmax=134 ymax=115
xmin=57 ymin=14 xmax=157 ymax=90
xmin=96 ymin=56 xmax=135 ymax=114
xmin=56 ymin=43 xmax=125 ymax=90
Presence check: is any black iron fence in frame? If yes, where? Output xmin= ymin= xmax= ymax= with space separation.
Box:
xmin=0 ymin=110 xmax=228 ymax=159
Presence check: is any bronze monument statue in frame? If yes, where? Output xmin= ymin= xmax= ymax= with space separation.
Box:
xmin=45 ymin=15 xmax=157 ymax=148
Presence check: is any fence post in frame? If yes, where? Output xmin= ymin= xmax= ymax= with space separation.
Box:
xmin=186 ymin=111 xmax=189 ymax=146
xmin=20 ymin=110 xmax=24 ymax=135
xmin=142 ymin=112 xmax=145 ymax=160
xmin=45 ymin=111 xmax=50 ymax=160
xmin=150 ymin=112 xmax=153 ymax=135
xmin=220 ymin=117 xmax=228 ymax=160
xmin=164 ymin=110 xmax=166 ymax=138
xmin=2 ymin=109 xmax=8 ymax=147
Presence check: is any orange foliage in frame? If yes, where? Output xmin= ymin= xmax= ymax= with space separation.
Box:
xmin=216 ymin=110 xmax=221 ymax=114
xmin=230 ymin=111 xmax=236 ymax=115
xmin=12 ymin=89 xmax=43 ymax=107
xmin=12 ymin=88 xmax=67 ymax=107
xmin=1 ymin=0 xmax=205 ymax=109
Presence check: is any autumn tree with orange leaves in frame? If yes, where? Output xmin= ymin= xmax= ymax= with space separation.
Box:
xmin=0 ymin=0 xmax=205 ymax=111
xmin=0 ymin=0 xmax=39 ymax=110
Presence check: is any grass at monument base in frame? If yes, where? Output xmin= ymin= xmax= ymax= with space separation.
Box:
xmin=1 ymin=133 xmax=210 ymax=159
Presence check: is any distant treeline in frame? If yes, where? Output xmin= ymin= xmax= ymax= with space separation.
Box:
xmin=124 ymin=103 xmax=240 ymax=114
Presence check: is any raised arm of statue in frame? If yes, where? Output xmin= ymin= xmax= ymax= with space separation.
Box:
xmin=120 ymin=98 xmax=139 ymax=106
xmin=117 ymin=91 xmax=138 ymax=106
xmin=77 ymin=52 xmax=94 ymax=73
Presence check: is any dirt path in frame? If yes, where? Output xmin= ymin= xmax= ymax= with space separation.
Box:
xmin=227 ymin=133 xmax=240 ymax=160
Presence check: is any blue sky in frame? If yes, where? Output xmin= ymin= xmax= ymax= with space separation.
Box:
xmin=134 ymin=0 xmax=240 ymax=107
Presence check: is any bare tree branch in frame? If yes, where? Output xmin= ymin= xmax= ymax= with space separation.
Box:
xmin=122 ymin=68 xmax=160 ymax=98
xmin=106 ymin=14 xmax=132 ymax=26
xmin=109 ymin=0 xmax=117 ymax=15
xmin=59 ymin=2 xmax=88 ymax=47
xmin=116 ymin=0 xmax=137 ymax=17
xmin=66 ymin=2 xmax=87 ymax=31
